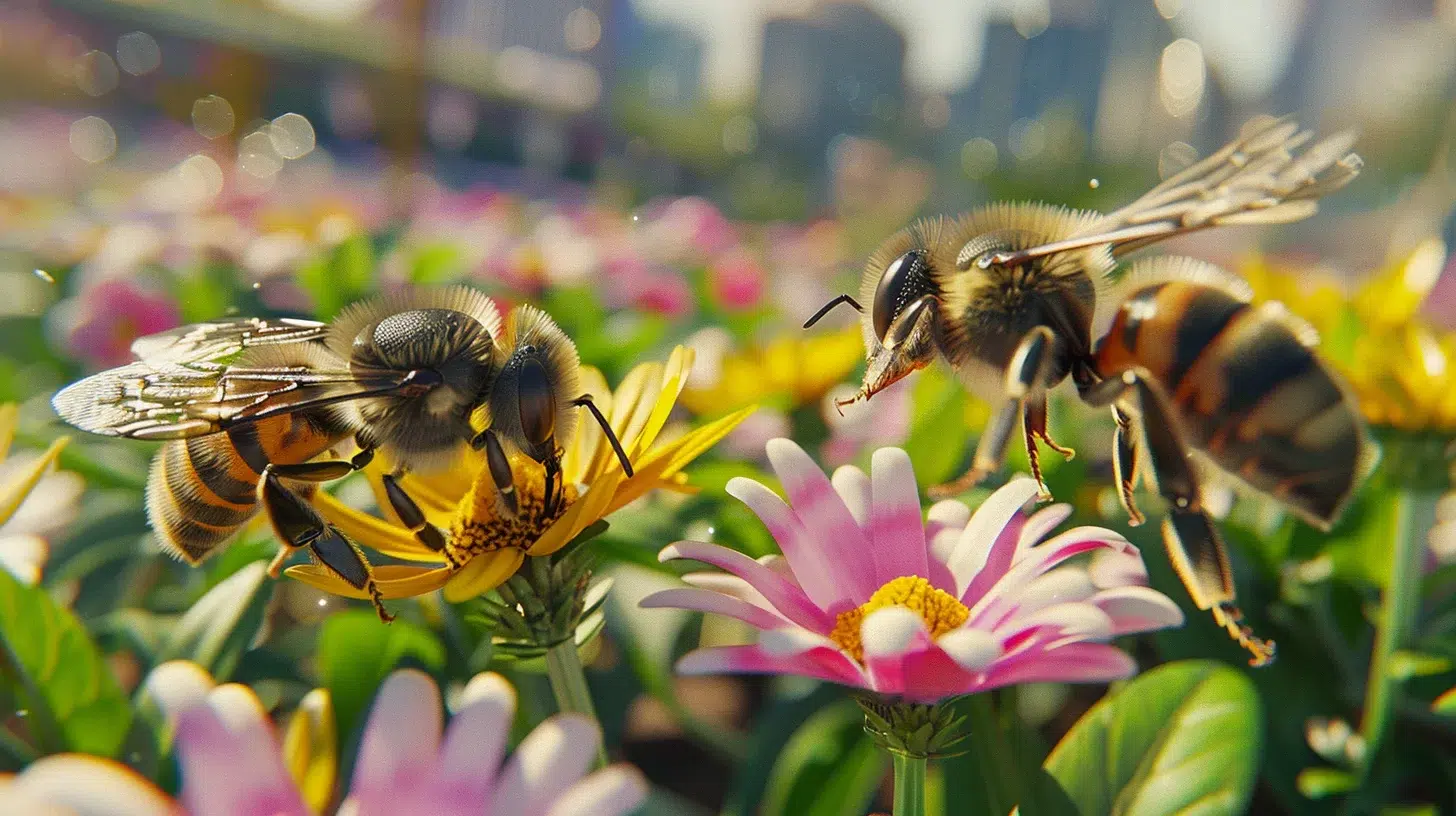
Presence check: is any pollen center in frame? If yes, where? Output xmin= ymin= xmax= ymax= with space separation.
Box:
xmin=446 ymin=454 xmax=577 ymax=566
xmin=828 ymin=576 xmax=969 ymax=664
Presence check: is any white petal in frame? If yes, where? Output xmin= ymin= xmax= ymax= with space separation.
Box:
xmin=7 ymin=755 xmax=180 ymax=816
xmin=926 ymin=500 xmax=971 ymax=562
xmin=1001 ymin=603 xmax=1115 ymax=647
xmin=546 ymin=766 xmax=649 ymax=816
xmin=1016 ymin=503 xmax=1074 ymax=552
xmin=861 ymin=606 xmax=929 ymax=659
xmin=142 ymin=660 xmax=216 ymax=720
xmin=949 ymin=477 xmax=1040 ymax=597
xmin=1012 ymin=567 xmax=1097 ymax=614
xmin=760 ymin=627 xmax=839 ymax=657
xmin=1093 ymin=586 xmax=1186 ymax=634
xmin=350 ymin=670 xmax=443 ymax=794
xmin=831 ymin=465 xmax=872 ymax=527
xmin=935 ymin=627 xmax=1002 ymax=672
xmin=488 ymin=715 xmax=601 ymax=816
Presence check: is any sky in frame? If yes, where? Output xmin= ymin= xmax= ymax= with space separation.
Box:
xmin=629 ymin=0 xmax=1302 ymax=103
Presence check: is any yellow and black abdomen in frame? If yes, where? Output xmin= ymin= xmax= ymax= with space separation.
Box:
xmin=1094 ymin=279 xmax=1368 ymax=527
xmin=146 ymin=411 xmax=348 ymax=563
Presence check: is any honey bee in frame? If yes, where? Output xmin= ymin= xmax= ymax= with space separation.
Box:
xmin=804 ymin=117 xmax=1376 ymax=666
xmin=52 ymin=286 xmax=633 ymax=621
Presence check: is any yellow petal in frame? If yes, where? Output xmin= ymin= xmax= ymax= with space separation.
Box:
xmin=282 ymin=689 xmax=336 ymax=814
xmin=564 ymin=366 xmax=612 ymax=482
xmin=443 ymin=549 xmax=524 ymax=602
xmin=605 ymin=405 xmax=755 ymax=515
xmin=313 ymin=491 xmax=448 ymax=563
xmin=0 ymin=437 xmax=69 ymax=529
xmin=628 ymin=346 xmax=695 ymax=461
xmin=286 ymin=563 xmax=452 ymax=599
xmin=0 ymin=403 xmax=15 ymax=462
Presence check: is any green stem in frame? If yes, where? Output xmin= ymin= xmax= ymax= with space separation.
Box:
xmin=1359 ymin=487 xmax=1440 ymax=776
xmin=544 ymin=639 xmax=608 ymax=769
xmin=892 ymin=751 xmax=928 ymax=816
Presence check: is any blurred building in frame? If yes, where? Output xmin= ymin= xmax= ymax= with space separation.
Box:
xmin=755 ymin=1 xmax=907 ymax=166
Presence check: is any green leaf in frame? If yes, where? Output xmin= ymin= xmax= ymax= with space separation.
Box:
xmin=409 ymin=243 xmax=464 ymax=284
xmin=0 ymin=568 xmax=132 ymax=756
xmin=1043 ymin=660 xmax=1262 ymax=816
xmin=297 ymin=235 xmax=374 ymax=320
xmin=317 ymin=610 xmax=445 ymax=740
xmin=904 ymin=367 xmax=971 ymax=487
xmin=1295 ymin=767 xmax=1359 ymax=799
xmin=761 ymin=699 xmax=887 ymax=816
xmin=158 ymin=561 xmax=274 ymax=681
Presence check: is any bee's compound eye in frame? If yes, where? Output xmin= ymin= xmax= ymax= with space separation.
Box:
xmin=872 ymin=250 xmax=927 ymax=342
xmin=516 ymin=357 xmax=557 ymax=448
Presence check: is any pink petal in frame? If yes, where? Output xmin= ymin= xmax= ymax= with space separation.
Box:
xmin=1091 ymin=586 xmax=1185 ymax=635
xmin=676 ymin=645 xmax=865 ymax=687
xmin=659 ymin=541 xmax=833 ymax=632
xmin=831 ymin=465 xmax=872 ymax=527
xmin=766 ymin=438 xmax=879 ymax=604
xmin=175 ymin=686 xmax=309 ymax=816
xmin=1089 ymin=547 xmax=1150 ymax=588
xmin=898 ymin=646 xmax=986 ymax=703
xmin=867 ymin=448 xmax=930 ymax=584
xmin=998 ymin=603 xmax=1116 ymax=649
xmin=969 ymin=527 xmax=1131 ymax=620
xmin=435 ymin=672 xmax=516 ymax=806
xmin=1017 ymin=503 xmax=1074 ymax=551
xmin=640 ymin=587 xmax=790 ymax=631
xmin=681 ymin=572 xmax=776 ymax=608
xmin=980 ymin=643 xmax=1137 ymax=688
xmin=7 ymin=754 xmax=181 ymax=816
xmin=1000 ymin=567 xmax=1096 ymax=618
xmin=488 ymin=715 xmax=600 ymax=816
xmin=935 ymin=627 xmax=1002 ymax=672
xmin=143 ymin=660 xmax=216 ymax=720
xmin=350 ymin=670 xmax=444 ymax=801
xmin=545 ymin=766 xmax=650 ymax=816
xmin=950 ymin=477 xmax=1040 ymax=601
xmin=861 ymin=606 xmax=933 ymax=695
xmin=725 ymin=475 xmax=843 ymax=610
xmin=925 ymin=500 xmax=968 ymax=592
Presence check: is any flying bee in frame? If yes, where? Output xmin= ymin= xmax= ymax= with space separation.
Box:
xmin=51 ymin=286 xmax=634 ymax=622
xmin=804 ymin=116 xmax=1376 ymax=666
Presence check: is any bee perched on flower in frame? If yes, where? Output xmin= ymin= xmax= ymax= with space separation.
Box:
xmin=292 ymin=346 xmax=752 ymax=606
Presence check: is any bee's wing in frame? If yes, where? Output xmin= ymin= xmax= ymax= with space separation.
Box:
xmin=54 ymin=328 xmax=412 ymax=440
xmin=129 ymin=317 xmax=330 ymax=364
xmin=964 ymin=117 xmax=1363 ymax=270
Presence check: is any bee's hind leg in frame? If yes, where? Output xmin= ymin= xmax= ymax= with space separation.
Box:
xmin=259 ymin=465 xmax=394 ymax=623
xmin=929 ymin=326 xmax=1057 ymax=500
xmin=1081 ymin=368 xmax=1274 ymax=667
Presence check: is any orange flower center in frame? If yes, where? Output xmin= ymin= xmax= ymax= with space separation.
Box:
xmin=828 ymin=576 xmax=969 ymax=664
xmin=446 ymin=455 xmax=577 ymax=566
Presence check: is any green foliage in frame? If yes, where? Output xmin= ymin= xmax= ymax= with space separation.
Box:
xmin=297 ymin=234 xmax=375 ymax=320
xmin=761 ymin=700 xmax=887 ymax=816
xmin=157 ymin=561 xmax=274 ymax=682
xmin=0 ymin=568 xmax=132 ymax=758
xmin=1043 ymin=661 xmax=1262 ymax=816
xmin=317 ymin=610 xmax=446 ymax=741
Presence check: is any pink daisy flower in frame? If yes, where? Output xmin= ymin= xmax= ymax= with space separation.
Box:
xmin=641 ymin=439 xmax=1184 ymax=703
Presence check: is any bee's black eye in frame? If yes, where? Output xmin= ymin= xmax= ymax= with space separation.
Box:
xmin=872 ymin=250 xmax=930 ymax=342
xmin=515 ymin=356 xmax=557 ymax=448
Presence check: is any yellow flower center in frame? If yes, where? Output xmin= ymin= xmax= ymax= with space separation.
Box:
xmin=828 ymin=576 xmax=969 ymax=664
xmin=445 ymin=454 xmax=578 ymax=567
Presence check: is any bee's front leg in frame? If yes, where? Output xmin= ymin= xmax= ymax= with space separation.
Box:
xmin=929 ymin=326 xmax=1057 ymax=500
xmin=471 ymin=428 xmax=520 ymax=517
xmin=259 ymin=465 xmax=394 ymax=623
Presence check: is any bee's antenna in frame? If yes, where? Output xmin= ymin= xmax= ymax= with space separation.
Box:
xmin=573 ymin=394 xmax=634 ymax=478
xmin=803 ymin=295 xmax=864 ymax=329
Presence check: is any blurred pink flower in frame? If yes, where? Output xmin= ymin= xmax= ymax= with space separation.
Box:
xmin=1427 ymin=250 xmax=1456 ymax=330
xmin=127 ymin=663 xmax=647 ymax=816
xmin=61 ymin=277 xmax=180 ymax=369
xmin=820 ymin=376 xmax=914 ymax=467
xmin=709 ymin=248 xmax=766 ymax=311
xmin=642 ymin=439 xmax=1182 ymax=703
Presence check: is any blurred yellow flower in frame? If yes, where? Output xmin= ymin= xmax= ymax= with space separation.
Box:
xmin=282 ymin=688 xmax=337 ymax=813
xmin=1348 ymin=323 xmax=1456 ymax=433
xmin=289 ymin=347 xmax=753 ymax=603
xmin=1238 ymin=254 xmax=1349 ymax=337
xmin=681 ymin=326 xmax=863 ymax=416
xmin=0 ymin=404 xmax=77 ymax=585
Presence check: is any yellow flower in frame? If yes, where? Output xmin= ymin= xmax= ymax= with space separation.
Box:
xmin=680 ymin=326 xmax=863 ymax=415
xmin=1238 ymin=254 xmax=1349 ymax=338
xmin=0 ymin=404 xmax=74 ymax=584
xmin=282 ymin=688 xmax=336 ymax=813
xmin=288 ymin=346 xmax=754 ymax=603
xmin=1347 ymin=323 xmax=1456 ymax=433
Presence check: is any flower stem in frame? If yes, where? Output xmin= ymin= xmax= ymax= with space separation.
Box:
xmin=1358 ymin=486 xmax=1439 ymax=776
xmin=892 ymin=751 xmax=928 ymax=816
xmin=544 ymin=639 xmax=608 ymax=769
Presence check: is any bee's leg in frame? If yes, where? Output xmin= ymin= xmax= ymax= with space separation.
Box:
xmin=259 ymin=466 xmax=394 ymax=623
xmin=380 ymin=473 xmax=448 ymax=554
xmin=929 ymin=326 xmax=1056 ymax=500
xmin=1081 ymin=368 xmax=1274 ymax=667
xmin=471 ymin=429 xmax=519 ymax=517
xmin=1026 ymin=395 xmax=1075 ymax=460
xmin=1111 ymin=405 xmax=1146 ymax=526
xmin=542 ymin=453 xmax=565 ymax=519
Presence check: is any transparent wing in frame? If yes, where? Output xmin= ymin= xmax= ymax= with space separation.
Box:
xmin=968 ymin=117 xmax=1363 ymax=269
xmin=129 ymin=317 xmax=330 ymax=365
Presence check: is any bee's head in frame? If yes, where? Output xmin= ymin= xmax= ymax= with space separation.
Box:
xmin=486 ymin=305 xmax=581 ymax=465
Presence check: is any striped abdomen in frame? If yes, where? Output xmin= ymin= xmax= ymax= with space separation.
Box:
xmin=146 ymin=412 xmax=349 ymax=562
xmin=1094 ymin=280 xmax=1368 ymax=527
